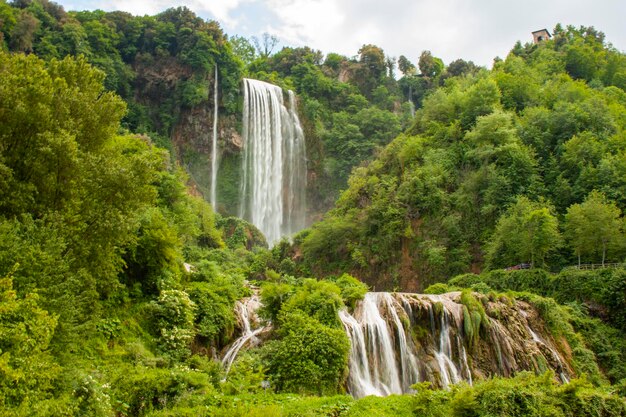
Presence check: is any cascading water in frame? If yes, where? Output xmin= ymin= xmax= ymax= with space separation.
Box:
xmin=210 ymin=65 xmax=219 ymax=210
xmin=340 ymin=292 xmax=571 ymax=398
xmin=239 ymin=79 xmax=307 ymax=246
xmin=221 ymin=295 xmax=266 ymax=373
xmin=520 ymin=309 xmax=570 ymax=383
xmin=223 ymin=291 xmax=572 ymax=397
xmin=434 ymin=308 xmax=462 ymax=387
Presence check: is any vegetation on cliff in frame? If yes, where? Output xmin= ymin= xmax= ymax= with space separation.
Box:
xmin=295 ymin=25 xmax=626 ymax=290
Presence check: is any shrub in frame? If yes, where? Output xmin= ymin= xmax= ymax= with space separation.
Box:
xmin=262 ymin=312 xmax=350 ymax=395
xmin=332 ymin=273 xmax=368 ymax=309
xmin=150 ymin=290 xmax=196 ymax=360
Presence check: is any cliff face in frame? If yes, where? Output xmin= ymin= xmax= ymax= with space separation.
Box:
xmin=171 ymin=104 xmax=242 ymax=213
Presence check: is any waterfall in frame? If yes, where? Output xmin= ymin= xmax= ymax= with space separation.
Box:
xmin=222 ymin=295 xmax=266 ymax=373
xmin=223 ymin=291 xmax=573 ymax=397
xmin=521 ymin=309 xmax=570 ymax=383
xmin=210 ymin=65 xmax=219 ymax=210
xmin=340 ymin=292 xmax=570 ymax=398
xmin=434 ymin=308 xmax=462 ymax=388
xmin=240 ymin=78 xmax=307 ymax=246
xmin=340 ymin=293 xmax=421 ymax=397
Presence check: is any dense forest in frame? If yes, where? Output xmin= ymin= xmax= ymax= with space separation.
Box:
xmin=1 ymin=0 xmax=626 ymax=416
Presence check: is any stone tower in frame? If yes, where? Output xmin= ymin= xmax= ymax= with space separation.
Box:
xmin=532 ymin=29 xmax=551 ymax=44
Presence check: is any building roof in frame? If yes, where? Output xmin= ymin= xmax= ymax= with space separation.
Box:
xmin=532 ymin=29 xmax=552 ymax=37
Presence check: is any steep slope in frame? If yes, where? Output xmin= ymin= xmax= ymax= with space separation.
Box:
xmin=297 ymin=25 xmax=626 ymax=291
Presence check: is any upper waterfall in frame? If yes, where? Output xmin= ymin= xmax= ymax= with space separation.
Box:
xmin=210 ymin=64 xmax=219 ymax=210
xmin=239 ymin=78 xmax=307 ymax=246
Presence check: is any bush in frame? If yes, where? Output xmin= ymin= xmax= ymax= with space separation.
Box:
xmin=424 ymin=283 xmax=451 ymax=294
xmin=413 ymin=372 xmax=626 ymax=417
xmin=111 ymin=366 xmax=214 ymax=416
xmin=334 ymin=273 xmax=368 ymax=309
xmin=281 ymin=279 xmax=344 ymax=327
xmin=187 ymin=282 xmax=236 ymax=346
xmin=150 ymin=290 xmax=196 ymax=360
xmin=262 ymin=312 xmax=350 ymax=395
xmin=552 ymin=268 xmax=626 ymax=330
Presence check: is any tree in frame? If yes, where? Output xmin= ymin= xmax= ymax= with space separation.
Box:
xmin=0 ymin=274 xmax=64 ymax=412
xmin=252 ymin=32 xmax=278 ymax=59
xmin=446 ymin=59 xmax=477 ymax=77
xmin=262 ymin=312 xmax=349 ymax=394
xmin=229 ymin=35 xmax=255 ymax=65
xmin=9 ymin=9 xmax=38 ymax=52
xmin=564 ymin=191 xmax=624 ymax=266
xmin=486 ymin=197 xmax=561 ymax=269
xmin=358 ymin=44 xmax=386 ymax=79
xmin=418 ymin=50 xmax=443 ymax=78
xmin=398 ymin=55 xmax=416 ymax=76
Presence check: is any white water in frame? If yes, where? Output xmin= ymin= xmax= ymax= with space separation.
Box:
xmin=435 ymin=309 xmax=462 ymax=388
xmin=339 ymin=293 xmax=471 ymax=397
xmin=525 ymin=319 xmax=570 ymax=383
xmin=239 ymin=79 xmax=307 ymax=246
xmin=210 ymin=65 xmax=219 ymax=210
xmin=222 ymin=295 xmax=265 ymax=373
xmin=225 ymin=291 xmax=571 ymax=397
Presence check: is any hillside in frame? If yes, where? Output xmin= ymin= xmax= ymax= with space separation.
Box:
xmin=295 ymin=25 xmax=626 ymax=291
xmin=0 ymin=0 xmax=437 ymax=219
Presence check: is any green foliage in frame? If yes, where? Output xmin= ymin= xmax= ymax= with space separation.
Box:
xmin=0 ymin=275 xmax=63 ymax=413
xmin=111 ymin=364 xmax=215 ymax=417
xmin=261 ymin=311 xmax=350 ymax=395
xmin=187 ymin=281 xmax=236 ymax=346
xmin=150 ymin=289 xmax=196 ymax=361
xmin=333 ymin=273 xmax=368 ymax=309
xmin=281 ymin=279 xmax=344 ymax=327
xmin=413 ymin=372 xmax=626 ymax=417
xmin=564 ymin=190 xmax=625 ymax=265
xmin=486 ymin=197 xmax=562 ymax=270
xmin=296 ymin=24 xmax=626 ymax=291
xmin=1 ymin=11 xmax=625 ymax=416
xmin=459 ymin=290 xmax=489 ymax=349
xmin=424 ymin=283 xmax=451 ymax=294
xmin=551 ymin=268 xmax=626 ymax=331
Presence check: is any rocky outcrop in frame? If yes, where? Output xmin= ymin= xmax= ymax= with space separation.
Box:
xmin=341 ymin=292 xmax=572 ymax=397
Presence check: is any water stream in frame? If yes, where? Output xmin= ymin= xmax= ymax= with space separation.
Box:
xmin=239 ymin=79 xmax=306 ymax=246
xmin=210 ymin=65 xmax=219 ymax=210
xmin=222 ymin=291 xmax=572 ymax=396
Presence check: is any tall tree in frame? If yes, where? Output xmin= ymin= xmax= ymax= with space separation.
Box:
xmin=486 ymin=197 xmax=561 ymax=269
xmin=398 ymin=55 xmax=416 ymax=76
xmin=418 ymin=50 xmax=443 ymax=78
xmin=252 ymin=32 xmax=278 ymax=59
xmin=564 ymin=191 xmax=624 ymax=266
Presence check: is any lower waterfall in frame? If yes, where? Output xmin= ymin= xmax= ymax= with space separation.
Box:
xmin=339 ymin=292 xmax=570 ymax=397
xmin=222 ymin=295 xmax=266 ymax=373
xmin=222 ymin=291 xmax=572 ymax=397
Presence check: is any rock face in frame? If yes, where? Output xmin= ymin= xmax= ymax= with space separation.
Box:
xmin=340 ymin=292 xmax=572 ymax=397
xmin=222 ymin=291 xmax=574 ymax=398
xmin=171 ymin=105 xmax=241 ymax=213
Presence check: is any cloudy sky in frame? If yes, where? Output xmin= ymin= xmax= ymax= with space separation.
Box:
xmin=59 ymin=0 xmax=625 ymax=68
